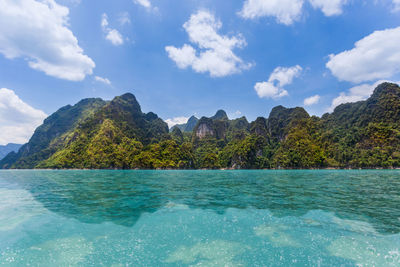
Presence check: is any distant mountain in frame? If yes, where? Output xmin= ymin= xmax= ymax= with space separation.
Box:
xmin=2 ymin=82 xmax=400 ymax=169
xmin=0 ymin=143 xmax=22 ymax=160
xmin=172 ymin=115 xmax=198 ymax=132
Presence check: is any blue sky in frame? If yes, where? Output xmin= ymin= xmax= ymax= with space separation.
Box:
xmin=0 ymin=0 xmax=400 ymax=144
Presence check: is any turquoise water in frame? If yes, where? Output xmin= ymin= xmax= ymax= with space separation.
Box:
xmin=0 ymin=170 xmax=399 ymax=266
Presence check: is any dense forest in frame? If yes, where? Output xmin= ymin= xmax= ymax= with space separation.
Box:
xmin=1 ymin=82 xmax=400 ymax=169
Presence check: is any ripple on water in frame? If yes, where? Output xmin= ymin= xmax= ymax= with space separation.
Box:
xmin=0 ymin=188 xmax=45 ymax=232
xmin=328 ymin=235 xmax=400 ymax=266
xmin=0 ymin=170 xmax=399 ymax=266
xmin=254 ymin=224 xmax=301 ymax=247
xmin=1 ymin=236 xmax=94 ymax=266
xmin=166 ymin=239 xmax=248 ymax=266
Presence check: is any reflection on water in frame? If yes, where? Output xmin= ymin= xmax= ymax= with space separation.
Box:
xmin=1 ymin=170 xmax=400 ymax=232
xmin=0 ymin=170 xmax=399 ymax=266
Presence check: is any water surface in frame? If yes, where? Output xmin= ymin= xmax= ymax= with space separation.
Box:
xmin=0 ymin=170 xmax=399 ymax=266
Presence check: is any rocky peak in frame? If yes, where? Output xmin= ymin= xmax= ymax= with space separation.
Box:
xmin=184 ymin=116 xmax=199 ymax=132
xmin=109 ymin=93 xmax=142 ymax=114
xmin=211 ymin=110 xmax=228 ymax=120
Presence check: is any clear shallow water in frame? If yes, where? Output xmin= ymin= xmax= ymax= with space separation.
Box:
xmin=0 ymin=170 xmax=399 ymax=266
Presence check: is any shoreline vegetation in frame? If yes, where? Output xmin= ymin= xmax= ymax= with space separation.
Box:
xmin=2 ymin=167 xmax=400 ymax=171
xmin=1 ymin=82 xmax=400 ymax=170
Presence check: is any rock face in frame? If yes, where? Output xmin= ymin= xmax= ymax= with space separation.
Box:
xmin=195 ymin=118 xmax=215 ymax=139
xmin=193 ymin=110 xmax=250 ymax=141
xmin=251 ymin=117 xmax=268 ymax=137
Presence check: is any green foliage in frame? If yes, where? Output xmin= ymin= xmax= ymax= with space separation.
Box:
xmin=4 ymin=83 xmax=400 ymax=169
xmin=133 ymin=140 xmax=195 ymax=169
xmin=0 ymin=98 xmax=106 ymax=169
xmin=273 ymin=119 xmax=327 ymax=168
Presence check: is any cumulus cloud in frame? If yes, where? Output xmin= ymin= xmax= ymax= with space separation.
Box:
xmin=327 ymin=80 xmax=398 ymax=112
xmin=133 ymin=0 xmax=151 ymax=8
xmin=239 ymin=0 xmax=304 ymax=25
xmin=326 ymin=27 xmax=400 ymax=83
xmin=304 ymin=95 xmax=320 ymax=106
xmin=0 ymin=88 xmax=47 ymax=145
xmin=238 ymin=0 xmax=349 ymax=24
xmin=101 ymin=13 xmax=124 ymax=46
xmin=94 ymin=76 xmax=111 ymax=85
xmin=165 ymin=116 xmax=189 ymax=128
xmin=0 ymin=0 xmax=95 ymax=81
xmin=254 ymin=65 xmax=302 ymax=99
xmin=309 ymin=0 xmax=347 ymax=16
xmin=165 ymin=10 xmax=251 ymax=77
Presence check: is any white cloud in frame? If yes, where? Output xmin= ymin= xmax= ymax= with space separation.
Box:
xmin=269 ymin=65 xmax=303 ymax=87
xmin=165 ymin=10 xmax=251 ymax=77
xmin=238 ymin=0 xmax=350 ymax=24
xmin=393 ymin=0 xmax=400 ymax=11
xmin=101 ymin=13 xmax=124 ymax=46
xmin=327 ymin=80 xmax=398 ymax=112
xmin=255 ymin=65 xmax=302 ymax=99
xmin=94 ymin=76 xmax=111 ymax=85
xmin=166 ymin=44 xmax=197 ymax=69
xmin=326 ymin=27 xmax=400 ymax=83
xmin=304 ymin=95 xmax=320 ymax=106
xmin=254 ymin=82 xmax=289 ymax=99
xmin=239 ymin=0 xmax=304 ymax=25
xmin=0 ymin=0 xmax=95 ymax=81
xmin=309 ymin=0 xmax=347 ymax=16
xmin=106 ymin=29 xmax=124 ymax=46
xmin=133 ymin=0 xmax=151 ymax=8
xmin=165 ymin=116 xmax=189 ymax=128
xmin=118 ymin=12 xmax=131 ymax=26
xmin=0 ymin=88 xmax=47 ymax=145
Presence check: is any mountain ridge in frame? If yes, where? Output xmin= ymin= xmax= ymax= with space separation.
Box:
xmin=2 ymin=82 xmax=400 ymax=169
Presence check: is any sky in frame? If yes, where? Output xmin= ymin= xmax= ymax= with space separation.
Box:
xmin=0 ymin=0 xmax=400 ymax=145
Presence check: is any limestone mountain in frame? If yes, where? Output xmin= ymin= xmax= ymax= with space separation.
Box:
xmin=1 ymin=82 xmax=400 ymax=169
xmin=0 ymin=93 xmax=169 ymax=169
xmin=0 ymin=98 xmax=106 ymax=168
xmin=172 ymin=115 xmax=199 ymax=132
xmin=0 ymin=143 xmax=22 ymax=160
xmin=193 ymin=110 xmax=250 ymax=141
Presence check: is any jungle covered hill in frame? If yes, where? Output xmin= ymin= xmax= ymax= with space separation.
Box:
xmin=1 ymin=82 xmax=400 ymax=169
